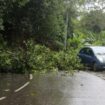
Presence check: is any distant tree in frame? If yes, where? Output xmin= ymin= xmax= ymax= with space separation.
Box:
xmin=0 ymin=0 xmax=29 ymax=45
xmin=2 ymin=0 xmax=66 ymax=49
xmin=27 ymin=0 xmax=66 ymax=49
xmin=0 ymin=0 xmax=5 ymax=31
xmin=80 ymin=10 xmax=105 ymax=33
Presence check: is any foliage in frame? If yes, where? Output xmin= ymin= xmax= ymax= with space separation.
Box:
xmin=1 ymin=0 xmax=105 ymax=73
xmin=53 ymin=49 xmax=81 ymax=71
xmin=0 ymin=39 xmax=81 ymax=73
xmin=1 ymin=0 xmax=65 ymax=48
xmin=0 ymin=50 xmax=12 ymax=72
xmin=67 ymin=34 xmax=84 ymax=49
xmin=24 ymin=40 xmax=81 ymax=73
xmin=25 ymin=40 xmax=56 ymax=73
xmin=0 ymin=37 xmax=12 ymax=72
xmin=74 ymin=30 xmax=105 ymax=46
xmin=80 ymin=10 xmax=105 ymax=33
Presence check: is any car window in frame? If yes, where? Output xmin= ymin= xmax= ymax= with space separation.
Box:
xmin=80 ymin=48 xmax=87 ymax=54
xmin=80 ymin=48 xmax=94 ymax=56
xmin=86 ymin=49 xmax=94 ymax=56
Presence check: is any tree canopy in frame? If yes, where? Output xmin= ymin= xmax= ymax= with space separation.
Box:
xmin=0 ymin=0 xmax=105 ymax=48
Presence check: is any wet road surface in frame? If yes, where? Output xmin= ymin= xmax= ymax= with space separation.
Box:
xmin=0 ymin=71 xmax=105 ymax=105
xmin=0 ymin=73 xmax=29 ymax=98
xmin=87 ymin=70 xmax=105 ymax=80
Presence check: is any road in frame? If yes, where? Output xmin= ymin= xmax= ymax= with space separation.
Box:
xmin=87 ymin=70 xmax=105 ymax=80
xmin=0 ymin=71 xmax=105 ymax=105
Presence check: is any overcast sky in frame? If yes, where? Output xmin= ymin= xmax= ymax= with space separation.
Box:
xmin=78 ymin=1 xmax=105 ymax=12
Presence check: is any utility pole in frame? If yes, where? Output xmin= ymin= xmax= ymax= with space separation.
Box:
xmin=64 ymin=9 xmax=69 ymax=50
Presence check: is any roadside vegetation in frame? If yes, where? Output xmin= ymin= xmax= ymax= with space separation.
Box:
xmin=0 ymin=0 xmax=105 ymax=73
xmin=0 ymin=39 xmax=81 ymax=73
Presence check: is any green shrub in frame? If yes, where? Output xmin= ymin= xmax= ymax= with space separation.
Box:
xmin=25 ymin=40 xmax=57 ymax=73
xmin=0 ymin=39 xmax=82 ymax=73
xmin=0 ymin=50 xmax=12 ymax=71
xmin=0 ymin=37 xmax=12 ymax=72
xmin=11 ymin=49 xmax=27 ymax=73
xmin=53 ymin=49 xmax=81 ymax=71
xmin=25 ymin=40 xmax=81 ymax=73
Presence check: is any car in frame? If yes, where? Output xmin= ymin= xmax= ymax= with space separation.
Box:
xmin=78 ymin=46 xmax=105 ymax=71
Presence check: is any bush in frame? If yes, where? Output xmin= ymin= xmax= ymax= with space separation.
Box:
xmin=53 ymin=49 xmax=81 ymax=71
xmin=11 ymin=49 xmax=27 ymax=73
xmin=0 ymin=50 xmax=12 ymax=71
xmin=0 ymin=39 xmax=81 ymax=73
xmin=0 ymin=36 xmax=12 ymax=72
xmin=24 ymin=40 xmax=81 ymax=73
xmin=25 ymin=40 xmax=57 ymax=73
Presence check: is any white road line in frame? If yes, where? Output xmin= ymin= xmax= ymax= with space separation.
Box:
xmin=0 ymin=97 xmax=6 ymax=101
xmin=4 ymin=89 xmax=10 ymax=92
xmin=29 ymin=74 xmax=33 ymax=80
xmin=0 ymin=74 xmax=33 ymax=101
xmin=14 ymin=82 xmax=30 ymax=93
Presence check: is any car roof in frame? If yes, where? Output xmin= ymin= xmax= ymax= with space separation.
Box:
xmin=84 ymin=46 xmax=105 ymax=54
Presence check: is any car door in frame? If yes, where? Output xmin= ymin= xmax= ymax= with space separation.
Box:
xmin=84 ymin=48 xmax=95 ymax=65
xmin=79 ymin=48 xmax=94 ymax=65
xmin=78 ymin=48 xmax=88 ymax=64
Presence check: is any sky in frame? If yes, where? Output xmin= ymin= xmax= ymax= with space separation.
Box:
xmin=78 ymin=0 xmax=105 ymax=12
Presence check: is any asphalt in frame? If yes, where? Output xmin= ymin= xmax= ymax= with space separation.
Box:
xmin=0 ymin=71 xmax=105 ymax=105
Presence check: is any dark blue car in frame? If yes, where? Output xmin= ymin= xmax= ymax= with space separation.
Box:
xmin=78 ymin=46 xmax=105 ymax=70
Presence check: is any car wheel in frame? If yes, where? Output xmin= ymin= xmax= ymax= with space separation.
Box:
xmin=83 ymin=64 xmax=90 ymax=70
xmin=93 ymin=63 xmax=97 ymax=71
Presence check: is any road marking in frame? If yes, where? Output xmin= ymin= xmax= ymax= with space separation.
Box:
xmin=0 ymin=74 xmax=33 ymax=101
xmin=14 ymin=82 xmax=30 ymax=93
xmin=0 ymin=97 xmax=6 ymax=101
xmin=4 ymin=89 xmax=10 ymax=92
xmin=29 ymin=74 xmax=33 ymax=80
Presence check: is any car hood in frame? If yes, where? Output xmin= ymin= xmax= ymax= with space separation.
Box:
xmin=96 ymin=55 xmax=105 ymax=64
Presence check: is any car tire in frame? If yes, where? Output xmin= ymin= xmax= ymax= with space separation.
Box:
xmin=83 ymin=64 xmax=90 ymax=70
xmin=93 ymin=62 xmax=97 ymax=71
